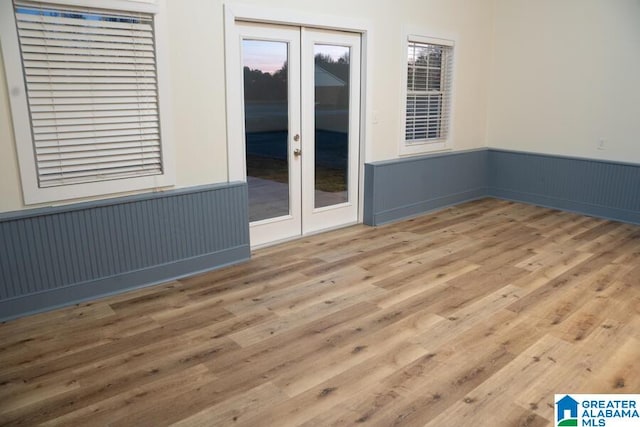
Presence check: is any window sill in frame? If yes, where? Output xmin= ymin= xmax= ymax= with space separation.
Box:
xmin=399 ymin=140 xmax=451 ymax=157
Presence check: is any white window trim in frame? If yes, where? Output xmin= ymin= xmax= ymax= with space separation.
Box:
xmin=0 ymin=0 xmax=174 ymax=205
xmin=399 ymin=31 xmax=456 ymax=157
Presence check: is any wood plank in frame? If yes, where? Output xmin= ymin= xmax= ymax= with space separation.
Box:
xmin=228 ymin=283 xmax=385 ymax=347
xmin=586 ymin=337 xmax=640 ymax=393
xmin=425 ymin=334 xmax=573 ymax=427
xmin=235 ymin=340 xmax=432 ymax=427
xmin=40 ymin=364 xmax=215 ymax=427
xmin=272 ymin=310 xmax=444 ymax=397
xmin=169 ymin=382 xmax=287 ymax=426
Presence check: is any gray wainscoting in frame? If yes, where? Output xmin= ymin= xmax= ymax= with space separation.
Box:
xmin=488 ymin=149 xmax=640 ymax=225
xmin=364 ymin=149 xmax=489 ymax=225
xmin=0 ymin=182 xmax=250 ymax=321
xmin=364 ymin=148 xmax=639 ymax=227
xmin=3 ymin=150 xmax=639 ymax=321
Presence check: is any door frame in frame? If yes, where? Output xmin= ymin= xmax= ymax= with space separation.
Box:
xmin=224 ymin=3 xmax=373 ymax=246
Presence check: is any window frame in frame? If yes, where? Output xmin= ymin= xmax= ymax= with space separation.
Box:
xmin=400 ymin=33 xmax=455 ymax=157
xmin=0 ymin=0 xmax=174 ymax=205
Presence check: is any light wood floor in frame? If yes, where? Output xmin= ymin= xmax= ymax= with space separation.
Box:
xmin=1 ymin=199 xmax=638 ymax=426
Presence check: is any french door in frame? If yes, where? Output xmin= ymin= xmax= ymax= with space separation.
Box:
xmin=235 ymin=22 xmax=361 ymax=247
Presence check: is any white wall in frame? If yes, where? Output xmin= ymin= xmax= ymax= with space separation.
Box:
xmin=487 ymin=0 xmax=640 ymax=163
xmin=0 ymin=0 xmax=494 ymax=212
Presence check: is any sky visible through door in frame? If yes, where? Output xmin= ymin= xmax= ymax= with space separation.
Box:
xmin=243 ymin=39 xmax=290 ymax=222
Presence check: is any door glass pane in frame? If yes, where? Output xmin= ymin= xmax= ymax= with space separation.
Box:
xmin=314 ymin=44 xmax=350 ymax=208
xmin=243 ymin=40 xmax=290 ymax=222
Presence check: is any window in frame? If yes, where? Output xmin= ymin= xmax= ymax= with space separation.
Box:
xmin=402 ymin=35 xmax=453 ymax=155
xmin=0 ymin=0 xmax=173 ymax=204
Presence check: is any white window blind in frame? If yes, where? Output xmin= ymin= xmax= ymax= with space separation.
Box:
xmin=405 ymin=40 xmax=453 ymax=143
xmin=13 ymin=1 xmax=163 ymax=188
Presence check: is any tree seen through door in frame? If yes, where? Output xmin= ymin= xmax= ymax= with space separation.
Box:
xmin=243 ymin=40 xmax=349 ymax=221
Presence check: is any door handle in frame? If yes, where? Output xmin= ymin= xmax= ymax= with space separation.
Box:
xmin=293 ymin=148 xmax=302 ymax=157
